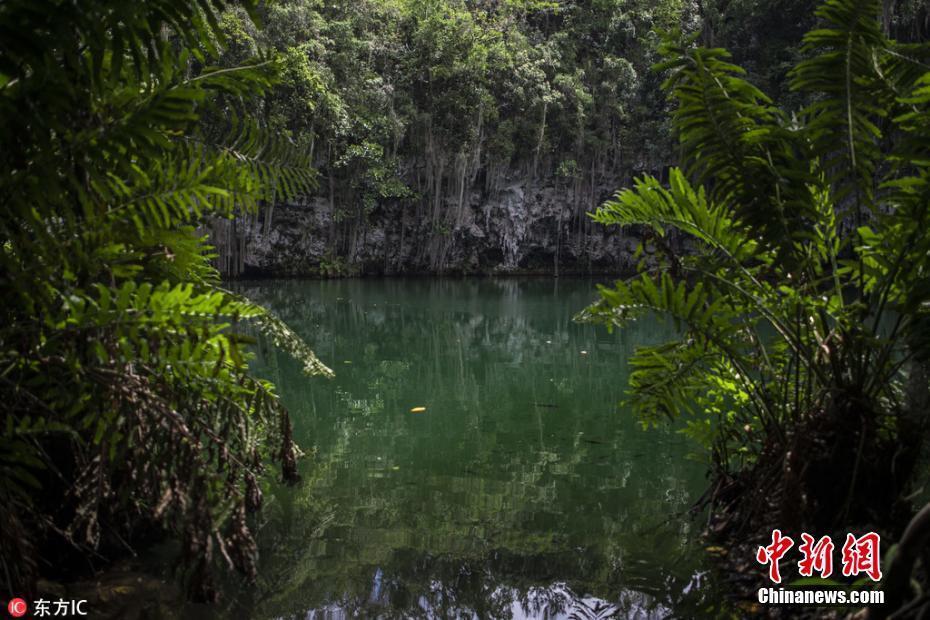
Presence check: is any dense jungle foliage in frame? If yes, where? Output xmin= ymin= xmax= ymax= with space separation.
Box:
xmin=0 ymin=0 xmax=332 ymax=601
xmin=208 ymin=0 xmax=928 ymax=275
xmin=3 ymin=0 xmax=930 ymax=615
xmin=582 ymin=0 xmax=930 ymax=613
xmin=211 ymin=0 xmax=690 ymax=273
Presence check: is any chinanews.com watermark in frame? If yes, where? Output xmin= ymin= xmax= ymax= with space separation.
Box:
xmin=754 ymin=529 xmax=884 ymax=606
xmin=758 ymin=588 xmax=883 ymax=605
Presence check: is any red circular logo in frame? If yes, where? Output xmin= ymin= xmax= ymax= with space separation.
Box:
xmin=7 ymin=598 xmax=27 ymax=618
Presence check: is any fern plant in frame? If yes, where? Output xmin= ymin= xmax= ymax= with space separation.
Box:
xmin=582 ymin=0 xmax=930 ymax=533
xmin=0 ymin=0 xmax=331 ymax=600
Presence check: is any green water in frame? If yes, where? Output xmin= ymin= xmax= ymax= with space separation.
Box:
xmin=229 ymin=278 xmax=716 ymax=619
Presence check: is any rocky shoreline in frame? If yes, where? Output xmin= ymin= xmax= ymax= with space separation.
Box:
xmin=228 ymin=176 xmax=648 ymax=278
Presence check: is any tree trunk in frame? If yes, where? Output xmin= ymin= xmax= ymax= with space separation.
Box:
xmin=532 ymin=100 xmax=548 ymax=180
xmin=262 ymin=188 xmax=276 ymax=237
xmin=397 ymin=202 xmax=406 ymax=273
xmin=555 ymin=201 xmax=563 ymax=278
xmin=881 ymin=0 xmax=894 ymax=36
xmin=456 ymin=152 xmax=467 ymax=227
xmin=327 ymin=166 xmax=336 ymax=254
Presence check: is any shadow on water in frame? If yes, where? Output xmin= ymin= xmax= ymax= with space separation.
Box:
xmin=208 ymin=278 xmax=720 ymax=619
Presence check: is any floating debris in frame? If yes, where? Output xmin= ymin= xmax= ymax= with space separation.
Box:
xmin=580 ymin=350 xmax=588 ymax=355
xmin=410 ymin=406 xmax=426 ymax=413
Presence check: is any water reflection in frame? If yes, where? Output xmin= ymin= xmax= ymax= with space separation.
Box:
xmin=226 ymin=278 xmax=715 ymax=619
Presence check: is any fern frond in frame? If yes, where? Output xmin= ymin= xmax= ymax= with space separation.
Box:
xmin=0 ymin=0 xmax=322 ymax=596
xmin=592 ymin=169 xmax=762 ymax=267
xmin=790 ymin=0 xmax=888 ymax=211
xmin=657 ymin=35 xmax=818 ymax=268
xmin=199 ymin=112 xmax=318 ymax=204
xmin=625 ymin=340 xmax=717 ymax=426
xmin=219 ymin=288 xmax=335 ymax=379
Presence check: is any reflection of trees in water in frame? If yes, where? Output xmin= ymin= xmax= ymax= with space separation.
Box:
xmin=301 ymin=572 xmax=685 ymax=619
xmin=228 ymin=279 xmax=714 ymax=618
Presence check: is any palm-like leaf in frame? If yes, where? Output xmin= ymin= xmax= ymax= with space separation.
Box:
xmin=584 ymin=3 xmax=930 ymax=509
xmin=0 ymin=0 xmax=325 ymax=598
xmin=656 ymin=39 xmax=817 ymax=269
xmin=790 ymin=0 xmax=887 ymax=213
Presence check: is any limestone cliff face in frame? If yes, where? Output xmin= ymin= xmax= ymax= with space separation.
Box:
xmin=237 ymin=176 xmax=643 ymax=277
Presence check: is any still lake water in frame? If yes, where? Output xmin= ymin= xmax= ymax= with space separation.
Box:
xmin=227 ymin=278 xmax=716 ymax=619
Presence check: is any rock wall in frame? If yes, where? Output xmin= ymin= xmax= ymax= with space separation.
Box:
xmin=237 ymin=175 xmax=644 ymax=277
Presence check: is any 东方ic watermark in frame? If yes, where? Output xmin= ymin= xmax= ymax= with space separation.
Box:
xmin=6 ymin=598 xmax=88 ymax=618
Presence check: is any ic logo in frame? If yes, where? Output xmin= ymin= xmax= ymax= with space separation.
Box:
xmin=7 ymin=598 xmax=27 ymax=618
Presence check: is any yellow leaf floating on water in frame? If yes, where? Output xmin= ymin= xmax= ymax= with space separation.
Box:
xmin=410 ymin=406 xmax=426 ymax=413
